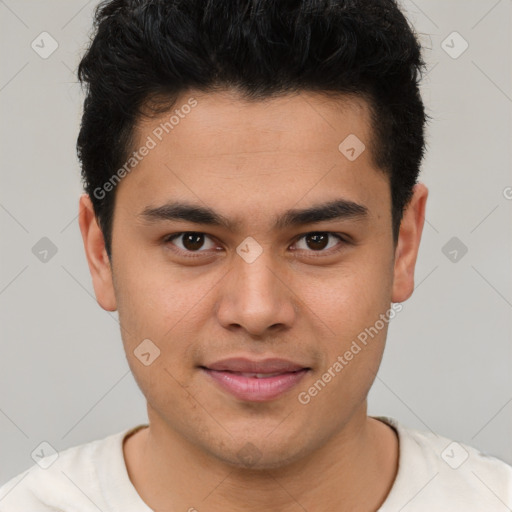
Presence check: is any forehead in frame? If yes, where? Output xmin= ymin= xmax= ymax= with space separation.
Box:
xmin=136 ymin=89 xmax=373 ymax=156
xmin=115 ymin=89 xmax=388 ymax=225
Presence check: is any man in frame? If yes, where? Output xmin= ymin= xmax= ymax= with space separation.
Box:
xmin=1 ymin=0 xmax=511 ymax=510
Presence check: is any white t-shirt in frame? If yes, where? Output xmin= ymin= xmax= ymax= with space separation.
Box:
xmin=1 ymin=416 xmax=511 ymax=511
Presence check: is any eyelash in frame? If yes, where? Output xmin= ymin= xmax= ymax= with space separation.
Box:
xmin=162 ymin=231 xmax=349 ymax=259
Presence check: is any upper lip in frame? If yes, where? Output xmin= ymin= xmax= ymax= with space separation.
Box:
xmin=202 ymin=357 xmax=310 ymax=374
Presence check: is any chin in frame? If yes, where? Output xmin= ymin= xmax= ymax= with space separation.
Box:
xmin=207 ymin=430 xmax=313 ymax=471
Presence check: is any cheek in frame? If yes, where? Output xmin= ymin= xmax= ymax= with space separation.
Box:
xmin=297 ymin=252 xmax=394 ymax=391
xmin=112 ymin=269 xmax=195 ymax=395
xmin=299 ymin=253 xmax=393 ymax=337
xmin=114 ymin=254 xmax=198 ymax=335
xmin=114 ymin=268 xmax=200 ymax=420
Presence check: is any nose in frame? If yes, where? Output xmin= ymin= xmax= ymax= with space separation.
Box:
xmin=214 ymin=249 xmax=298 ymax=337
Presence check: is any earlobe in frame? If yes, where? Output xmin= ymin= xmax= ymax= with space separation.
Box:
xmin=78 ymin=194 xmax=117 ymax=312
xmin=391 ymin=183 xmax=429 ymax=303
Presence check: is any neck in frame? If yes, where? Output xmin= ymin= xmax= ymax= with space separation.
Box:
xmin=124 ymin=406 xmax=399 ymax=512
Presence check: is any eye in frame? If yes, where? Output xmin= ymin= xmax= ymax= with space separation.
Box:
xmin=163 ymin=231 xmax=348 ymax=258
xmin=292 ymin=232 xmax=347 ymax=254
xmin=164 ymin=232 xmax=218 ymax=254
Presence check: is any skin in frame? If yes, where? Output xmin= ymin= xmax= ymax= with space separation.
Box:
xmin=79 ymin=89 xmax=428 ymax=511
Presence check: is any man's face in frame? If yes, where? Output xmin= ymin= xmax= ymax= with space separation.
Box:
xmin=82 ymin=90 xmax=419 ymax=469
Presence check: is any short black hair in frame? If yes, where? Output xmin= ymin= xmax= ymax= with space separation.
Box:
xmin=77 ymin=0 xmax=427 ymax=259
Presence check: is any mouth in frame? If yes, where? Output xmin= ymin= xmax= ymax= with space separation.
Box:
xmin=199 ymin=357 xmax=311 ymax=402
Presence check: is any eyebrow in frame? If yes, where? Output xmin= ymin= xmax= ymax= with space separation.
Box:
xmin=139 ymin=198 xmax=369 ymax=231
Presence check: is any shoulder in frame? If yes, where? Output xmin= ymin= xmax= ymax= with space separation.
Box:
xmin=0 ymin=426 xmax=143 ymax=511
xmin=376 ymin=416 xmax=512 ymax=511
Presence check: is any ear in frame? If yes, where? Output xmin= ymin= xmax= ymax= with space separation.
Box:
xmin=391 ymin=183 xmax=429 ymax=303
xmin=78 ymin=194 xmax=117 ymax=311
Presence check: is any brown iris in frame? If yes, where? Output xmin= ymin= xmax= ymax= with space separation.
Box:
xmin=304 ymin=233 xmax=329 ymax=251
xmin=181 ymin=232 xmax=205 ymax=251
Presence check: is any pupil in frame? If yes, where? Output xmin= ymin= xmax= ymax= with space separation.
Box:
xmin=307 ymin=233 xmax=328 ymax=250
xmin=183 ymin=233 xmax=204 ymax=251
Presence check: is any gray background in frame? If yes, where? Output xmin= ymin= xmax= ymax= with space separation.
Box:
xmin=1 ymin=0 xmax=511 ymax=486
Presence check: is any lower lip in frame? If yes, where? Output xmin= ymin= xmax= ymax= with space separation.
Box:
xmin=201 ymin=368 xmax=309 ymax=402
